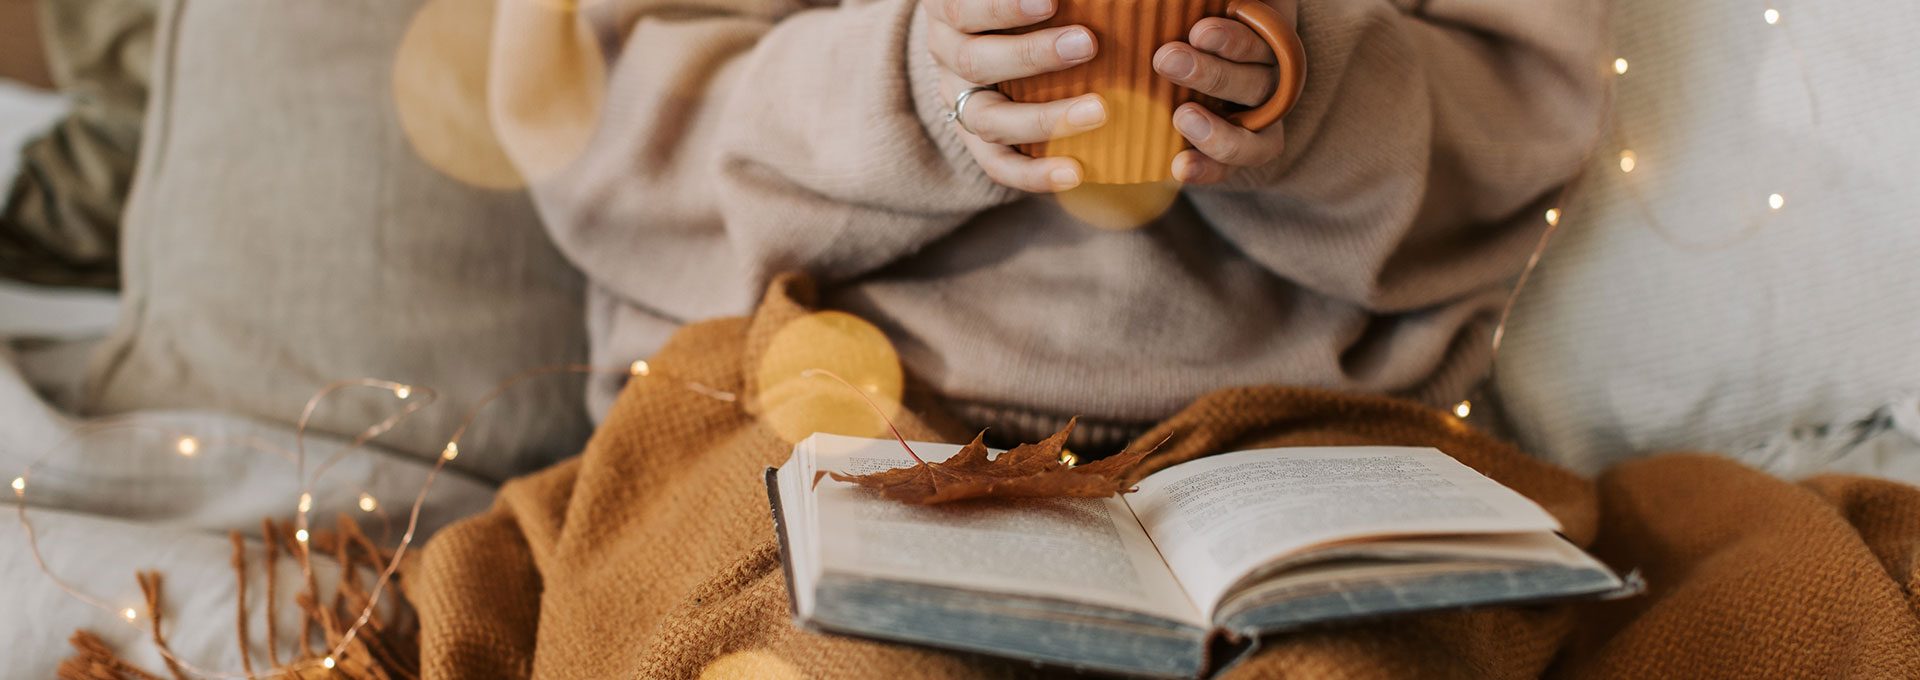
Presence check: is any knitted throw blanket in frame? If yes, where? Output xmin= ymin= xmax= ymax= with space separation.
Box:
xmin=409 ymin=278 xmax=1920 ymax=678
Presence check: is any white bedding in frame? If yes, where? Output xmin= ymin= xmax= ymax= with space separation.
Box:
xmin=1739 ymin=395 xmax=1920 ymax=485
xmin=0 ymin=280 xmax=496 ymax=675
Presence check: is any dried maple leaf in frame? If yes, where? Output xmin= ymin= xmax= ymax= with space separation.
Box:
xmin=815 ymin=418 xmax=1164 ymax=505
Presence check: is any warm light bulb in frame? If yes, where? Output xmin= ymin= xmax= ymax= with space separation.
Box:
xmin=358 ymin=493 xmax=378 ymax=512
xmin=1544 ymin=208 xmax=1561 ymax=226
xmin=629 ymin=359 xmax=651 ymax=377
xmin=1618 ymin=150 xmax=1638 ymax=174
xmin=9 ymin=477 xmax=23 ymax=494
xmin=175 ymin=436 xmax=199 ymax=456
xmin=441 ymin=442 xmax=460 ymax=461
xmin=1768 ymin=193 xmax=1785 ymax=210
xmin=1060 ymin=451 xmax=1079 ymax=467
xmin=1613 ymin=57 xmax=1629 ymax=75
xmin=121 ymin=607 xmax=138 ymax=622
xmin=298 ymin=493 xmax=313 ymax=513
xmin=1453 ymin=400 xmax=1473 ymax=418
xmin=322 ymin=656 xmax=337 ymax=669
xmin=393 ymin=385 xmax=412 ymax=400
xmin=1764 ymin=8 xmax=1780 ymax=24
xmin=295 ymin=529 xmax=310 ymax=543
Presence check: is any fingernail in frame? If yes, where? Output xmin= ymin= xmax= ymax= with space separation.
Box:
xmin=1193 ymin=26 xmax=1227 ymax=52
xmin=1050 ymin=166 xmax=1082 ymax=189
xmin=1066 ymin=98 xmax=1105 ymax=127
xmin=1175 ymin=107 xmax=1210 ymax=140
xmin=1021 ymin=0 xmax=1053 ymax=17
xmin=1157 ymin=48 xmax=1196 ymax=79
xmin=1055 ymin=29 xmax=1095 ymax=62
xmin=1171 ymin=156 xmax=1193 ymax=182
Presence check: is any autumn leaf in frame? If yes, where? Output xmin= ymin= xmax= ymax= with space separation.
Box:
xmin=815 ymin=418 xmax=1164 ymax=505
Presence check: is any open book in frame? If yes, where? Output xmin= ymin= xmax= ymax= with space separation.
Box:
xmin=767 ymin=434 xmax=1637 ymax=678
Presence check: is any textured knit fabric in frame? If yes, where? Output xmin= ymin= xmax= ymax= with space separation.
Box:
xmin=527 ymin=0 xmax=1613 ymax=448
xmin=0 ymin=0 xmax=153 ymax=289
xmin=411 ymin=277 xmax=1920 ymax=679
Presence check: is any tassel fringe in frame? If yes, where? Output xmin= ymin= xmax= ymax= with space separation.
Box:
xmin=58 ymin=515 xmax=419 ymax=679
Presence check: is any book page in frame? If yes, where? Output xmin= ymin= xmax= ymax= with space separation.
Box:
xmin=808 ymin=435 xmax=1202 ymax=625
xmin=1124 ymin=447 xmax=1562 ymax=618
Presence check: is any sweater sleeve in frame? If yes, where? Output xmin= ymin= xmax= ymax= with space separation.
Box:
xmin=1184 ymin=0 xmax=1610 ymax=313
xmin=523 ymin=0 xmax=1019 ymax=322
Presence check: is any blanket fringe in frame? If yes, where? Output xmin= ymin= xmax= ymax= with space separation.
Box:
xmin=59 ymin=514 xmax=420 ymax=679
xmin=57 ymin=631 xmax=166 ymax=680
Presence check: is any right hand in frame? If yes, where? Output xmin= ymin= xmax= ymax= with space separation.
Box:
xmin=923 ymin=0 xmax=1109 ymax=192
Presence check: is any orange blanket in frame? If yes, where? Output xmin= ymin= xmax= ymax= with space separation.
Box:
xmin=409 ymin=279 xmax=1920 ymax=678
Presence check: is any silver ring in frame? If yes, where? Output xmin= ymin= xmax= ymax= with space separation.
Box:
xmin=945 ymin=85 xmax=997 ymax=136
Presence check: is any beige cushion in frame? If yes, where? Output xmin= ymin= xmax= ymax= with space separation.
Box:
xmin=83 ymin=0 xmax=590 ymax=481
xmin=1495 ymin=0 xmax=1920 ymax=474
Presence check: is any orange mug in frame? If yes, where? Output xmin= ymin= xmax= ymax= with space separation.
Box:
xmin=999 ymin=0 xmax=1305 ymax=184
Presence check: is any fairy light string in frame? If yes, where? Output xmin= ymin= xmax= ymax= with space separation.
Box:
xmin=12 ymin=361 xmax=736 ymax=678
xmin=1454 ymin=1 xmax=1815 ymax=420
xmin=1605 ymin=1 xmax=1813 ymax=253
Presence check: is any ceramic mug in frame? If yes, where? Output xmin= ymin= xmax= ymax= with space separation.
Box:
xmin=998 ymin=0 xmax=1305 ymax=184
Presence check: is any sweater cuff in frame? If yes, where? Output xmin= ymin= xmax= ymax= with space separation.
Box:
xmin=905 ymin=6 xmax=1019 ymax=204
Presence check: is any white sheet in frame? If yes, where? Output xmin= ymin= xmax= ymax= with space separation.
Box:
xmin=0 ymin=282 xmax=497 ymax=675
xmin=0 ymin=279 xmax=117 ymax=339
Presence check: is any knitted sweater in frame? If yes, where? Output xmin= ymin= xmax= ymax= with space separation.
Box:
xmin=529 ymin=0 xmax=1611 ymax=446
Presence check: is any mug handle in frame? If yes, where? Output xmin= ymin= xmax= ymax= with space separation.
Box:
xmin=1223 ymin=0 xmax=1306 ymax=131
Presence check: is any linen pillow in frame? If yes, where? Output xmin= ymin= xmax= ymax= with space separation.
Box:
xmin=83 ymin=0 xmax=591 ymax=481
xmin=1494 ymin=0 xmax=1920 ymax=474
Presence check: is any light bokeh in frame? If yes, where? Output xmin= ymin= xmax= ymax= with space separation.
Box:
xmin=393 ymin=0 xmax=605 ymax=190
xmin=1054 ymin=179 xmax=1184 ymax=230
xmin=488 ymin=0 xmax=607 ymax=182
xmin=756 ymin=312 xmax=906 ymax=445
xmin=393 ymin=0 xmax=523 ymax=189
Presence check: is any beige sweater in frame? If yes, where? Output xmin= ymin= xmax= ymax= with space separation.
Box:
xmin=531 ymin=0 xmax=1610 ymax=448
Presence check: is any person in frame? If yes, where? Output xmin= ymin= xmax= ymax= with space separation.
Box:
xmin=531 ymin=0 xmax=1608 ymax=454
xmin=411 ymin=0 xmax=1617 ymax=674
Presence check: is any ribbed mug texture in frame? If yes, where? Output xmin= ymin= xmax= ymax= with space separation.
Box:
xmin=999 ymin=0 xmax=1234 ymax=184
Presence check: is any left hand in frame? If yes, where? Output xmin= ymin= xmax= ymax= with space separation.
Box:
xmin=1152 ymin=15 xmax=1288 ymax=184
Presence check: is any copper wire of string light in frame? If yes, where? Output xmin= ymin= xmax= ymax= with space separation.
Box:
xmin=16 ymin=421 xmax=303 ymax=615
xmin=1453 ymin=82 xmax=1609 ymax=421
xmin=13 ymin=362 xmax=735 ymax=678
xmin=13 ymin=431 xmax=312 ymax=672
xmin=1457 ymin=1 xmax=1818 ymax=419
xmin=13 ymin=384 xmax=437 ymax=679
xmin=1609 ymin=1 xmax=1817 ymax=254
xmin=1457 ymin=174 xmax=1588 ymax=422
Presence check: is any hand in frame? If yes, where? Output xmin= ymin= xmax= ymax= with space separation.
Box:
xmin=923 ymin=0 xmax=1108 ymax=192
xmin=1153 ymin=12 xmax=1290 ymax=184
